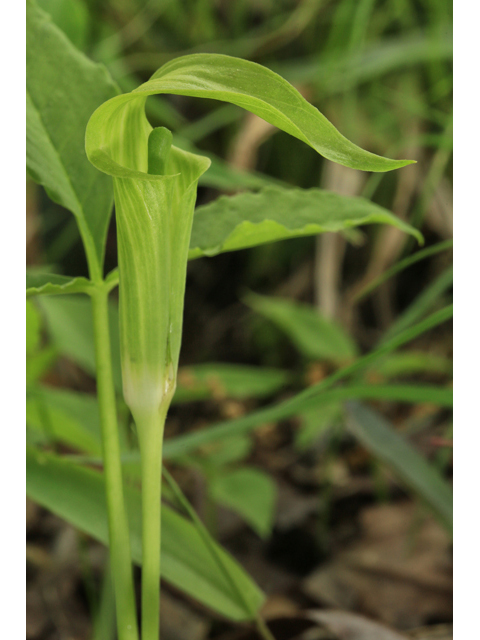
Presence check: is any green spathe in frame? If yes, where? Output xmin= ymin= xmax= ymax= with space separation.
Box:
xmin=87 ymin=96 xmax=210 ymax=640
xmin=85 ymin=53 xmax=414 ymax=417
xmin=87 ymin=92 xmax=210 ymax=419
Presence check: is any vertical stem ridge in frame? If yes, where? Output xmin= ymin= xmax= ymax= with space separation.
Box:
xmin=91 ymin=288 xmax=139 ymax=640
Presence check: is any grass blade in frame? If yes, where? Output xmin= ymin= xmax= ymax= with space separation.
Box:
xmin=345 ymin=402 xmax=452 ymax=532
xmin=163 ymin=306 xmax=453 ymax=458
xmin=354 ymin=240 xmax=453 ymax=302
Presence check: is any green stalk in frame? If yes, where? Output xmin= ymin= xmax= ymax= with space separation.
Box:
xmin=162 ymin=468 xmax=276 ymax=640
xmin=136 ymin=404 xmax=170 ymax=640
xmin=91 ymin=286 xmax=139 ymax=640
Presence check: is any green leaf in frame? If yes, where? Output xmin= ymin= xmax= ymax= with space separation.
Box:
xmin=26 ymin=300 xmax=41 ymax=354
xmin=26 ymin=386 xmax=102 ymax=455
xmin=209 ymin=468 xmax=276 ymax=539
xmin=345 ymin=402 xmax=453 ymax=532
xmin=26 ymin=447 xmax=265 ymax=620
xmin=368 ymin=352 xmax=452 ymax=380
xmin=37 ymin=295 xmax=122 ymax=391
xmin=26 ymin=302 xmax=58 ymax=384
xmin=164 ymin=382 xmax=452 ymax=459
xmin=354 ymin=240 xmax=453 ymax=302
xmin=382 ymin=266 xmax=453 ymax=343
xmin=189 ymin=187 xmax=422 ymax=259
xmin=277 ymin=30 xmax=453 ymax=92
xmin=163 ymin=307 xmax=453 ymax=459
xmin=26 ymin=271 xmax=93 ymax=297
xmin=174 ymin=363 xmax=290 ymax=403
xmin=174 ymin=135 xmax=283 ymax=192
xmin=26 ymin=0 xmax=118 ymax=272
xmin=296 ymin=403 xmax=342 ymax=450
xmin=200 ymin=435 xmax=252 ymax=468
xmin=245 ymin=292 xmax=358 ymax=364
xmin=37 ymin=0 xmax=89 ymax=50
xmin=26 ymin=348 xmax=57 ymax=385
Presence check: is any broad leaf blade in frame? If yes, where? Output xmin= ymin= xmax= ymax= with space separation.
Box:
xmin=189 ymin=187 xmax=422 ymax=259
xmin=37 ymin=0 xmax=89 ymax=50
xmin=245 ymin=292 xmax=358 ymax=364
xmin=26 ymin=0 xmax=118 ymax=269
xmin=26 ymin=271 xmax=93 ymax=297
xmin=296 ymin=403 xmax=342 ymax=450
xmin=26 ymin=301 xmax=41 ymax=355
xmin=174 ymin=363 xmax=290 ymax=404
xmin=209 ymin=467 xmax=276 ymax=539
xmin=37 ymin=295 xmax=122 ymax=392
xmin=345 ymin=402 xmax=452 ymax=532
xmin=26 ymin=387 xmax=102 ymax=455
xmin=26 ymin=447 xmax=265 ymax=620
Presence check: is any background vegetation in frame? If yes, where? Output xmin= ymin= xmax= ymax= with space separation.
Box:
xmin=26 ymin=1 xmax=453 ymax=638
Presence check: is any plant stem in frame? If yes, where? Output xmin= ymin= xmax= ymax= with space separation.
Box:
xmin=137 ymin=406 xmax=168 ymax=640
xmin=162 ymin=468 xmax=276 ymax=640
xmin=255 ymin=614 xmax=276 ymax=640
xmin=91 ymin=287 xmax=139 ymax=640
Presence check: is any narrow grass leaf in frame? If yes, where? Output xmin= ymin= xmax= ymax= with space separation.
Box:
xmin=162 ymin=305 xmax=452 ymax=458
xmin=277 ymin=31 xmax=453 ymax=92
xmin=354 ymin=240 xmax=453 ymax=301
xmin=345 ymin=402 xmax=452 ymax=531
xmin=382 ymin=266 xmax=453 ymax=342
xmin=368 ymin=352 xmax=452 ymax=380
xmin=92 ymin=561 xmax=116 ymax=640
xmin=163 ymin=305 xmax=453 ymax=457
xmin=164 ymin=383 xmax=452 ymax=459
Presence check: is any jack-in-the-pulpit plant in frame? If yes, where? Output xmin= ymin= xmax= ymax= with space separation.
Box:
xmin=88 ymin=109 xmax=210 ymax=640
xmin=84 ymin=52 xmax=414 ymax=640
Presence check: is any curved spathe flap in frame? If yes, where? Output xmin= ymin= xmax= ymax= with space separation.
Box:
xmin=134 ymin=53 xmax=413 ymax=172
xmin=87 ymin=53 xmax=413 ymax=178
xmin=86 ymin=92 xmax=210 ymax=188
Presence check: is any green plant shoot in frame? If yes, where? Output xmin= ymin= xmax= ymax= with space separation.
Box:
xmin=85 ymin=53 xmax=414 ymax=640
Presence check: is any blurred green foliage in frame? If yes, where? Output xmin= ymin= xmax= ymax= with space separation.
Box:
xmin=28 ymin=0 xmax=452 ymax=556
